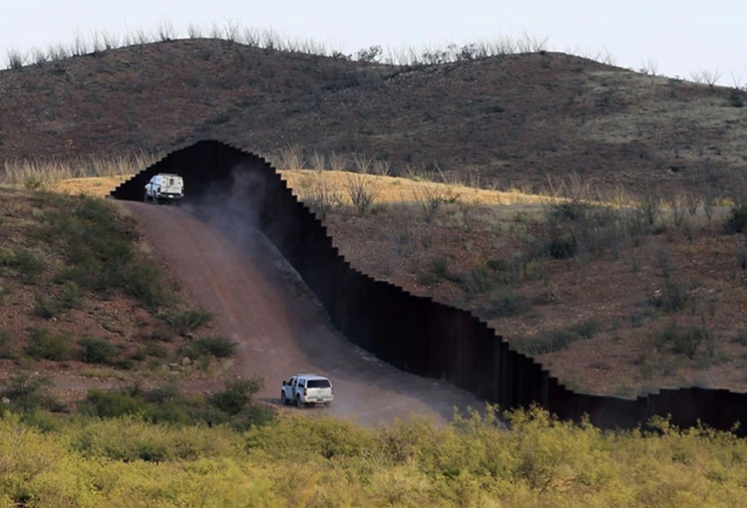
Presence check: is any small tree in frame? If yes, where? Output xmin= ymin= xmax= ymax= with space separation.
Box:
xmin=356 ymin=45 xmax=382 ymax=63
xmin=344 ymin=173 xmax=377 ymax=216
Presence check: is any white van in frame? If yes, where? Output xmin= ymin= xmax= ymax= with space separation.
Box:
xmin=144 ymin=174 xmax=184 ymax=203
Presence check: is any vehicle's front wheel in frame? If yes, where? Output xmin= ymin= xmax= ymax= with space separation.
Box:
xmin=144 ymin=192 xmax=149 ymax=203
xmin=280 ymin=391 xmax=287 ymax=405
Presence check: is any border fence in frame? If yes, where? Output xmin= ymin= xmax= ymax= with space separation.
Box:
xmin=111 ymin=140 xmax=747 ymax=436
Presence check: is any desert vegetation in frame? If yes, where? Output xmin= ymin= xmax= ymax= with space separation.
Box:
xmin=0 ymin=186 xmax=237 ymax=382
xmin=0 ymin=399 xmax=746 ymax=507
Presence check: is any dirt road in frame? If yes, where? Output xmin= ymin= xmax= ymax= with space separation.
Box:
xmin=125 ymin=201 xmax=483 ymax=427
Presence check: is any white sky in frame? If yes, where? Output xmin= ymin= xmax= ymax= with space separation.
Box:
xmin=1 ymin=0 xmax=746 ymax=85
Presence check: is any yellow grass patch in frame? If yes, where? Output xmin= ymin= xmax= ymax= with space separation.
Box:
xmin=50 ymin=175 xmax=133 ymax=197
xmin=278 ymin=169 xmax=545 ymax=206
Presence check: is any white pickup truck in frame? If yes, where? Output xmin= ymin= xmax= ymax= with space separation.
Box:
xmin=144 ymin=173 xmax=184 ymax=203
xmin=281 ymin=374 xmax=334 ymax=408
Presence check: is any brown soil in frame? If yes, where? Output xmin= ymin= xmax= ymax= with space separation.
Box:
xmin=123 ymin=201 xmax=482 ymax=426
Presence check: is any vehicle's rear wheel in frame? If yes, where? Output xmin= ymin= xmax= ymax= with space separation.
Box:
xmin=280 ymin=392 xmax=287 ymax=405
xmin=144 ymin=192 xmax=149 ymax=203
xmin=296 ymin=396 xmax=303 ymax=409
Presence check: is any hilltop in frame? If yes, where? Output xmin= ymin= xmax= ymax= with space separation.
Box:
xmin=2 ymin=38 xmax=747 ymax=197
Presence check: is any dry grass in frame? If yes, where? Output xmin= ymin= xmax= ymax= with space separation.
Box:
xmin=51 ymin=175 xmax=133 ymax=197
xmin=278 ymin=169 xmax=546 ymax=206
xmin=1 ymin=152 xmax=158 ymax=188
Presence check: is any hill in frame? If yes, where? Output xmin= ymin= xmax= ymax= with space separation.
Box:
xmin=2 ymin=38 xmax=747 ymax=197
xmin=3 ymin=36 xmax=747 ymax=398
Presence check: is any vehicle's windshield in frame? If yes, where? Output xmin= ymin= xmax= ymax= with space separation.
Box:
xmin=307 ymin=379 xmax=331 ymax=388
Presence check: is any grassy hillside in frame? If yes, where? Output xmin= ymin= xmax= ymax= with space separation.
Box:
xmin=0 ymin=187 xmax=240 ymax=397
xmin=2 ymin=37 xmax=747 ymax=198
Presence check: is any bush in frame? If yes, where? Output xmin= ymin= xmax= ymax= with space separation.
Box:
xmin=163 ymin=308 xmax=213 ymax=336
xmin=82 ymin=388 xmax=148 ymax=418
xmin=512 ymin=322 xmax=597 ymax=356
xmin=14 ymin=250 xmax=45 ymax=283
xmin=0 ymin=327 xmax=17 ymax=359
xmin=211 ymin=377 xmax=264 ymax=415
xmin=730 ymin=88 xmax=745 ymax=108
xmin=78 ymin=337 xmax=119 ymax=364
xmin=735 ymin=328 xmax=747 ymax=347
xmin=25 ymin=327 xmax=70 ymax=360
xmin=34 ymin=281 xmax=83 ymax=319
xmin=672 ymin=323 xmax=710 ymax=359
xmin=187 ymin=337 xmax=236 ymax=359
xmin=724 ymin=205 xmax=747 ymax=234
xmin=654 ymin=320 xmax=710 ymax=359
xmin=1 ymin=372 xmax=62 ymax=413
xmin=232 ymin=404 xmax=275 ymax=431
xmin=344 ymin=172 xmax=378 ymax=216
xmin=457 ymin=267 xmax=491 ymax=296
xmin=649 ymin=280 xmax=693 ymax=313
xmin=479 ymin=288 xmax=529 ymax=318
xmin=514 ymin=329 xmax=579 ymax=355
xmin=545 ymin=230 xmax=577 ymax=259
xmin=567 ymin=319 xmax=599 ymax=339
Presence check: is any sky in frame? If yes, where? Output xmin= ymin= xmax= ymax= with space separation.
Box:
xmin=1 ymin=0 xmax=746 ymax=85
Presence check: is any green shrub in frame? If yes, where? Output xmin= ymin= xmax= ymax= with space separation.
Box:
xmin=0 ymin=327 xmax=17 ymax=359
xmin=734 ymin=328 xmax=747 ymax=347
xmin=78 ymin=337 xmax=119 ymax=364
xmin=550 ymin=201 xmax=591 ymax=222
xmin=0 ymin=372 xmax=63 ymax=413
xmin=14 ymin=250 xmax=45 ymax=283
xmin=567 ymin=319 xmax=599 ymax=339
xmin=730 ymin=88 xmax=745 ymax=108
xmin=163 ymin=308 xmax=213 ymax=336
xmin=142 ymin=342 xmax=168 ymax=358
xmin=188 ymin=337 xmax=236 ymax=359
xmin=457 ymin=267 xmax=491 ymax=296
xmin=724 ymin=205 xmax=747 ymax=234
xmin=25 ymin=327 xmax=70 ymax=360
xmin=0 ymin=247 xmax=16 ymax=266
xmin=479 ymin=288 xmax=529 ymax=318
xmin=34 ymin=282 xmax=82 ymax=319
xmin=232 ymin=404 xmax=275 ymax=431
xmin=82 ymin=387 xmax=147 ymax=418
xmin=649 ymin=279 xmax=693 ymax=313
xmin=545 ymin=230 xmax=577 ymax=259
xmin=514 ymin=329 xmax=579 ymax=355
xmin=513 ymin=321 xmax=597 ymax=356
xmin=211 ymin=377 xmax=264 ymax=415
xmin=654 ymin=320 xmax=710 ymax=359
xmin=429 ymin=257 xmax=449 ymax=278
xmin=120 ymin=260 xmax=174 ymax=309
xmin=672 ymin=323 xmax=710 ymax=359
xmin=415 ymin=271 xmax=441 ymax=286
